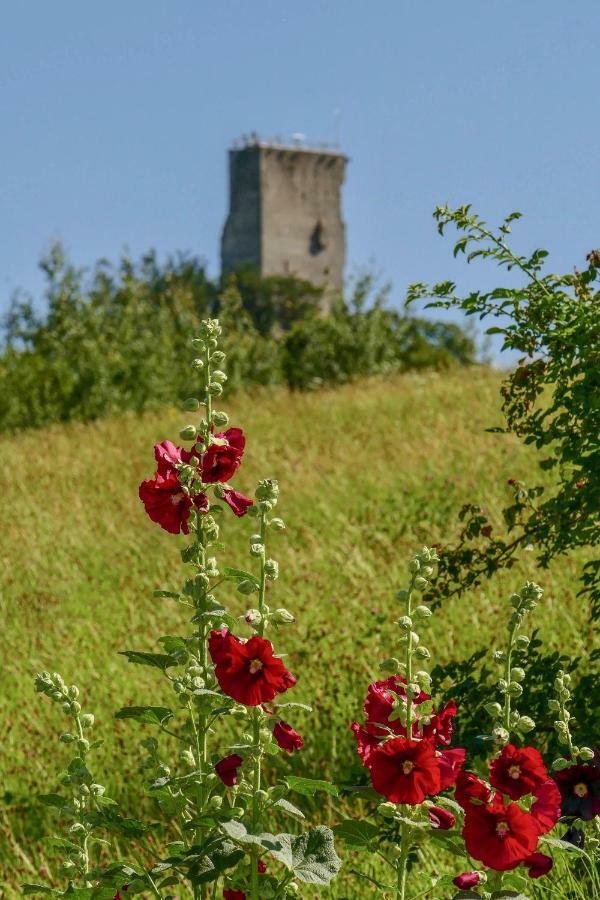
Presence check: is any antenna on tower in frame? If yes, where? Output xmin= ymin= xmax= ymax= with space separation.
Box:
xmin=333 ymin=107 xmax=342 ymax=148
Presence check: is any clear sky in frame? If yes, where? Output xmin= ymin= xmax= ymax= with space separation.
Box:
xmin=2 ymin=1 xmax=599 ymax=348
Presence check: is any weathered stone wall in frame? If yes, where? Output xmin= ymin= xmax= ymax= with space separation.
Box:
xmin=221 ymin=143 xmax=346 ymax=290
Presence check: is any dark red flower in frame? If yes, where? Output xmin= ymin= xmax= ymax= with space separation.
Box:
xmin=367 ymin=738 xmax=441 ymax=804
xmin=201 ymin=428 xmax=245 ymax=483
xmin=531 ymin=780 xmax=561 ymax=834
xmin=428 ymin=805 xmax=456 ymax=829
xmin=223 ymin=891 xmax=245 ymax=900
xmin=257 ymin=860 xmax=266 ymax=874
xmin=554 ymin=761 xmax=600 ymax=820
xmin=455 ymin=770 xmax=492 ymax=810
xmin=154 ymin=439 xmax=192 ymax=475
xmin=462 ymin=792 xmax=540 ymax=871
xmin=452 ymin=872 xmax=481 ymax=889
xmin=215 ymin=753 xmax=243 ymax=787
xmin=524 ymin=851 xmax=553 ymax=879
xmin=489 ymin=744 xmax=549 ymax=800
xmin=273 ymin=721 xmax=304 ymax=753
xmin=222 ymin=487 xmax=253 ymax=517
xmin=139 ymin=472 xmax=208 ymax=534
xmin=363 ymin=676 xmax=425 ymax=738
xmin=350 ymin=722 xmax=380 ymax=766
xmin=208 ymin=630 xmax=296 ymax=706
xmin=437 ymin=747 xmax=466 ymax=791
xmin=422 ymin=699 xmax=458 ymax=747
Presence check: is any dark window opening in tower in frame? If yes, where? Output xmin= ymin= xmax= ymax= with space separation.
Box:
xmin=309 ymin=220 xmax=327 ymax=255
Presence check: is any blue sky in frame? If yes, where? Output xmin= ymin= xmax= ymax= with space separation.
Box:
xmin=2 ymin=2 xmax=599 ymax=351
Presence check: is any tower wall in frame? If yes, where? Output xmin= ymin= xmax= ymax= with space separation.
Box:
xmin=221 ymin=141 xmax=346 ymax=290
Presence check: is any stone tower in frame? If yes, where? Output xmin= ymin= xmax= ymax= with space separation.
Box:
xmin=221 ymin=136 xmax=347 ymax=290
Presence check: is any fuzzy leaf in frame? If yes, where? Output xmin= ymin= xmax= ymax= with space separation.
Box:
xmin=287 ymin=826 xmax=341 ymax=884
xmin=223 ymin=567 xmax=258 ymax=584
xmin=38 ymin=793 xmax=67 ymax=809
xmin=285 ymin=776 xmax=338 ymax=797
xmin=274 ymin=798 xmax=305 ymax=820
xmin=119 ymin=650 xmax=176 ymax=671
xmin=115 ymin=706 xmax=173 ymax=726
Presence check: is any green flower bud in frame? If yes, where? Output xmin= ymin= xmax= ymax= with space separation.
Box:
xmin=183 ymin=397 xmax=200 ymax=412
xmin=397 ymin=615 xmax=412 ymax=630
xmin=484 ymin=702 xmax=502 ymax=718
xmin=191 ymin=357 xmax=204 ymax=370
xmin=270 ymin=517 xmax=285 ymax=531
xmin=492 ymin=726 xmax=509 ymax=744
xmin=250 ymin=543 xmax=264 ymax=557
xmin=515 ymin=635 xmax=530 ymax=650
xmin=413 ymin=576 xmax=428 ymax=590
xmin=69 ymin=823 xmax=86 ymax=835
xmin=211 ymin=350 xmax=226 ymax=363
xmin=579 ymin=747 xmax=595 ymax=761
xmin=547 ymin=699 xmax=560 ymax=712
xmin=510 ymin=667 xmax=526 ymax=683
xmin=77 ymin=739 xmax=90 ymax=753
xmin=211 ymin=370 xmax=227 ymax=384
xmin=256 ymin=479 xmax=279 ymax=502
xmin=244 ymin=609 xmax=262 ymax=626
xmin=180 ymin=748 xmax=196 ymax=767
xmin=507 ymin=682 xmax=523 ymax=697
xmin=497 ymin=678 xmax=508 ymax=693
xmin=62 ymin=702 xmax=71 ymax=715
xmin=249 ymin=533 xmax=263 ymax=544
xmin=414 ymin=646 xmax=430 ymax=660
xmin=90 ymin=783 xmax=105 ymax=796
xmin=229 ymin=806 xmax=245 ymax=818
xmin=59 ymin=732 xmax=76 ymax=743
xmin=379 ymin=658 xmax=402 ymax=674
xmin=212 ymin=410 xmax=229 ymax=427
xmin=264 ymin=559 xmax=279 ymax=580
xmin=180 ymin=424 xmax=197 ymax=441
xmin=552 ymin=757 xmax=572 ymax=771
xmin=272 ymin=608 xmax=295 ymax=625
xmin=493 ymin=650 xmax=507 ymax=662
xmin=207 ymin=382 xmax=223 ymax=396
xmin=396 ymin=589 xmax=409 ymax=602
xmin=516 ymin=716 xmax=536 ymax=733
xmin=378 ymin=801 xmax=397 ymax=818
xmin=237 ymin=579 xmax=258 ymax=595
xmin=422 ymin=565 xmax=434 ymax=577
xmin=413 ymin=605 xmax=432 ymax=619
xmin=68 ymin=685 xmax=79 ymax=700
xmin=414 ymin=670 xmax=431 ymax=690
xmin=409 ymin=559 xmax=420 ymax=573
xmin=208 ymin=795 xmax=223 ymax=810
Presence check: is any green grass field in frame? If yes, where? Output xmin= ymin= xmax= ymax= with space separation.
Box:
xmin=0 ymin=368 xmax=594 ymax=897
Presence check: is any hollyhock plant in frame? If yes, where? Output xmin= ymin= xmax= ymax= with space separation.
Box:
xmin=209 ymin=629 xmax=296 ymax=706
xmin=273 ymin=720 xmax=304 ymax=753
xmin=340 ymin=547 xmax=467 ymax=899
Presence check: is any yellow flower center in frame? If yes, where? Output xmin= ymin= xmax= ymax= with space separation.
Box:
xmin=171 ymin=492 xmax=184 ymax=505
xmin=508 ymin=764 xmax=521 ymax=780
xmin=574 ymin=782 xmax=589 ymax=798
xmin=402 ymin=761 xmax=415 ymax=775
xmin=496 ymin=821 xmax=510 ymax=838
xmin=248 ymin=658 xmax=263 ymax=675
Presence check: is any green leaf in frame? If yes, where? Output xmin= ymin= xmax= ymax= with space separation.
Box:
xmin=333 ymin=819 xmax=378 ymax=846
xmin=288 ymin=826 xmax=342 ymax=885
xmin=158 ymin=635 xmax=188 ymax=654
xmin=223 ymin=567 xmax=259 ymax=584
xmin=119 ymin=650 xmax=176 ymax=671
xmin=541 ymin=836 xmax=590 ymax=860
xmin=274 ymin=798 xmax=305 ymax=820
xmin=115 ymin=706 xmax=173 ymax=726
xmin=276 ymin=701 xmax=313 ymax=712
xmin=38 ymin=793 xmax=67 ymax=809
xmin=348 ymin=869 xmax=395 ymax=892
xmin=45 ymin=836 xmax=81 ymax=853
xmin=285 ymin=776 xmax=338 ymax=797
xmin=153 ymin=590 xmax=183 ymax=600
xmin=22 ymin=886 xmax=56 ymax=896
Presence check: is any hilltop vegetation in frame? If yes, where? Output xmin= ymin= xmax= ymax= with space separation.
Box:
xmin=0 ymin=367 xmax=594 ymax=896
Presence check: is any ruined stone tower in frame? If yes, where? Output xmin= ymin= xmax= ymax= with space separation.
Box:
xmin=221 ymin=135 xmax=347 ymax=290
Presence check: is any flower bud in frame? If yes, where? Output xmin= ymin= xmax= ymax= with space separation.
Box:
xmin=250 ymin=543 xmax=264 ymax=557
xmin=409 ymin=559 xmax=420 ymax=573
xmin=414 ymin=670 xmax=431 ymax=690
xmin=552 ymin=757 xmax=572 ymax=771
xmin=180 ymin=748 xmax=196 ymax=767
xmin=270 ymin=517 xmax=285 ymax=531
xmin=208 ymin=382 xmax=223 ymax=396
xmin=378 ymin=801 xmax=397 ymax=818
xmin=237 ymin=579 xmax=258 ymax=595
xmin=516 ymin=716 xmax=535 ymax=733
xmin=414 ymin=646 xmax=430 ymax=660
xmin=211 ymin=350 xmax=226 ymax=363
xmin=422 ymin=565 xmax=434 ymax=577
xmin=191 ymin=357 xmax=204 ymax=369
xmin=484 ymin=702 xmax=502 ymax=718
xmin=510 ymin=667 xmax=526 ymax=683
xmin=68 ymin=685 xmax=79 ymax=700
xmin=272 ymin=608 xmax=295 ymax=625
xmin=379 ymin=658 xmax=402 ymax=674
xmin=507 ymin=682 xmax=523 ymax=697
xmin=208 ymin=795 xmax=223 ymax=810
xmin=397 ymin=615 xmax=412 ymax=630
xmin=211 ymin=370 xmax=227 ymax=384
xmin=69 ymin=823 xmax=85 ymax=835
xmin=59 ymin=732 xmax=76 ymax=743
xmin=180 ymin=424 xmax=197 ymax=441
xmin=493 ymin=650 xmax=506 ymax=662
xmin=77 ymin=739 xmax=90 ymax=753
xmin=414 ymin=576 xmax=428 ymax=590
xmin=245 ymin=609 xmax=262 ymax=626
xmin=255 ymin=479 xmax=279 ymax=502
xmin=515 ymin=635 xmax=530 ymax=650
xmin=183 ymin=397 xmax=200 ymax=412
xmin=212 ymin=410 xmax=229 ymax=427
xmin=492 ymin=726 xmax=509 ymax=744
xmin=579 ymin=747 xmax=595 ymax=761
xmin=413 ymin=605 xmax=432 ymax=619
xmin=497 ymin=678 xmax=507 ymax=693
xmin=264 ymin=559 xmax=279 ymax=580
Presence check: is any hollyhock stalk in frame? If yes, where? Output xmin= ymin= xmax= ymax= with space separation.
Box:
xmin=250 ymin=508 xmax=268 ymax=900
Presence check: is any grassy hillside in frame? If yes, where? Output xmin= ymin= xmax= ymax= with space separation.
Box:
xmin=0 ymin=369 xmax=593 ymax=897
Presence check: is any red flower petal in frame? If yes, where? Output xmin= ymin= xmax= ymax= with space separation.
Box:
xmin=222 ymin=488 xmax=253 ymax=517
xmin=215 ymin=754 xmax=243 ymax=787
xmin=452 ymin=872 xmax=481 ymax=889
xmin=139 ymin=472 xmax=193 ymax=534
xmin=489 ymin=744 xmax=549 ymax=801
xmin=201 ymin=428 xmax=246 ymax=483
xmin=524 ymin=851 xmax=553 ymax=879
xmin=455 ymin=770 xmax=492 ymax=810
xmin=367 ymin=737 xmax=441 ymax=805
xmin=350 ymin=722 xmax=381 ymax=766
xmin=208 ymin=630 xmax=296 ymax=706
xmin=428 ymin=805 xmax=456 ymax=829
xmin=273 ymin=721 xmax=304 ymax=753
xmin=437 ymin=746 xmax=466 ymax=791
xmin=531 ymin=779 xmax=561 ymax=834
xmin=462 ymin=793 xmax=540 ymax=871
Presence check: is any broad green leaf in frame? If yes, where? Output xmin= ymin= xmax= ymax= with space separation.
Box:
xmin=38 ymin=793 xmax=66 ymax=809
xmin=22 ymin=887 xmax=56 ymax=896
xmin=274 ymin=798 xmax=305 ymax=820
xmin=285 ymin=776 xmax=338 ymax=797
xmin=119 ymin=650 xmax=176 ymax=671
xmin=115 ymin=706 xmax=173 ymax=726
xmin=223 ymin=567 xmax=259 ymax=584
xmin=288 ymin=826 xmax=341 ymax=885
xmin=333 ymin=819 xmax=378 ymax=846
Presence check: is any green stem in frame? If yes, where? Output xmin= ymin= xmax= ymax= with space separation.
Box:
xmin=396 ymin=819 xmax=411 ymax=900
xmin=250 ymin=511 xmax=268 ymax=900
xmin=405 ymin=576 xmax=415 ymax=738
xmin=503 ymin=621 xmax=517 ymax=735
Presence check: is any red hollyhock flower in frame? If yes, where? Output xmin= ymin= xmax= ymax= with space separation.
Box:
xmin=154 ymin=439 xmax=192 ymax=475
xmin=223 ymin=891 xmax=245 ymax=900
xmin=363 ymin=676 xmax=427 ymax=737
xmin=208 ymin=630 xmax=296 ymax=706
xmin=273 ymin=721 xmax=304 ymax=753
xmin=455 ymin=770 xmax=492 ymax=809
xmin=525 ymin=851 xmax=553 ymax=879
xmin=554 ymin=761 xmax=600 ymax=821
xmin=437 ymin=747 xmax=466 ymax=791
xmin=462 ymin=792 xmax=540 ymax=871
xmin=222 ymin=487 xmax=253 ymax=517
xmin=139 ymin=472 xmax=208 ymax=534
xmin=350 ymin=722 xmax=381 ymax=766
xmin=531 ymin=780 xmax=561 ymax=834
xmin=215 ymin=753 xmax=243 ymax=787
xmin=489 ymin=744 xmax=548 ymax=800
xmin=428 ymin=805 xmax=456 ymax=829
xmin=452 ymin=872 xmax=481 ymax=889
xmin=367 ymin=738 xmax=441 ymax=804
xmin=201 ymin=428 xmax=246 ymax=483
xmin=422 ymin=699 xmax=457 ymax=746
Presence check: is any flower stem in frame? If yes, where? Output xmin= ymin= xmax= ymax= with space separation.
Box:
xmin=250 ymin=509 xmax=268 ymax=900
xmin=405 ymin=575 xmax=415 ymax=737
xmin=396 ymin=819 xmax=410 ymax=900
xmin=503 ymin=620 xmax=517 ymax=735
